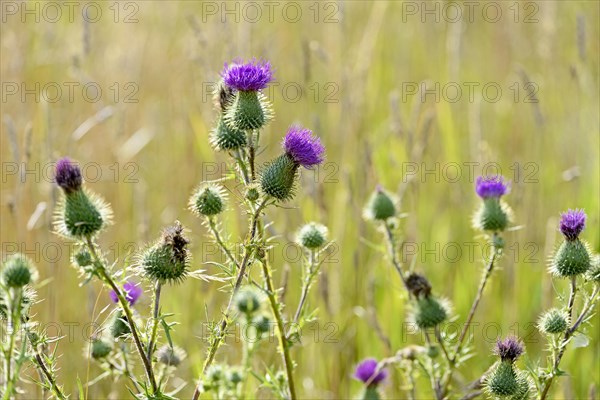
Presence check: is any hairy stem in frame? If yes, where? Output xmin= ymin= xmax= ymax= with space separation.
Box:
xmin=2 ymin=288 xmax=21 ymax=399
xmin=259 ymin=257 xmax=297 ymax=400
xmin=291 ymin=249 xmax=318 ymax=329
xmin=208 ymin=216 xmax=240 ymax=271
xmin=441 ymin=239 xmax=499 ymax=397
xmin=146 ymin=281 xmax=162 ymax=362
xmin=383 ymin=223 xmax=408 ymax=290
xmin=85 ymin=237 xmax=158 ymax=393
xmin=197 ymin=199 xmax=269 ymax=392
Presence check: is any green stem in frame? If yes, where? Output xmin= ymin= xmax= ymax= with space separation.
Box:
xmin=441 ymin=239 xmax=499 ymax=397
xmin=288 ymin=249 xmax=318 ymax=337
xmin=199 ymin=200 xmax=269 ymax=377
xmin=383 ymin=223 xmax=409 ymax=290
xmin=121 ymin=343 xmax=142 ymax=393
xmin=146 ymin=281 xmax=162 ymax=362
xmin=208 ymin=216 xmax=240 ymax=271
xmin=259 ymin=257 xmax=297 ymax=400
xmin=84 ymin=237 xmax=158 ymax=393
xmin=2 ymin=288 xmax=21 ymax=399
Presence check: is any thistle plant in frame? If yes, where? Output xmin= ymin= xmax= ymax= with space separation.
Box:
xmin=188 ymin=58 xmax=328 ymax=400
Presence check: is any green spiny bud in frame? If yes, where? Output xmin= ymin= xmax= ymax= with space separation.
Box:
xmin=234 ymin=286 xmax=262 ymax=316
xmin=227 ymin=367 xmax=243 ymax=386
xmin=412 ymin=296 xmax=448 ymax=329
xmin=550 ymin=239 xmax=591 ymax=277
xmin=260 ymin=154 xmax=299 ymax=201
xmin=62 ymin=190 xmax=107 ymax=238
xmin=206 ymin=364 xmax=224 ymax=387
xmin=73 ymin=248 xmax=93 ymax=268
xmin=252 ymin=314 xmax=272 ymax=335
xmin=364 ymin=186 xmax=396 ymax=221
xmin=474 ymin=197 xmax=510 ymax=232
xmin=109 ymin=311 xmax=131 ymax=339
xmin=510 ymin=371 xmax=534 ymax=400
xmin=224 ymin=90 xmax=272 ymax=131
xmin=156 ymin=345 xmax=186 ymax=367
xmin=210 ymin=118 xmax=247 ymax=151
xmin=486 ymin=361 xmax=519 ymax=397
xmin=245 ymin=186 xmax=260 ymax=202
xmin=538 ymin=308 xmax=568 ymax=334
xmin=427 ymin=345 xmax=440 ymax=358
xmin=1 ymin=253 xmax=37 ymax=288
xmin=296 ymin=222 xmax=328 ymax=249
xmin=190 ymin=184 xmax=226 ymax=217
xmin=140 ymin=222 xmax=190 ymax=284
xmin=91 ymin=338 xmax=112 ymax=359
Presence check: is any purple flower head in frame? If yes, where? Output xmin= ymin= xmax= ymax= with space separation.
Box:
xmin=353 ymin=358 xmax=388 ymax=386
xmin=55 ymin=157 xmax=82 ymax=194
xmin=475 ymin=176 xmax=509 ymax=198
xmin=283 ymin=125 xmax=325 ymax=168
xmin=494 ymin=336 xmax=523 ymax=362
xmin=110 ymin=281 xmax=143 ymax=306
xmin=221 ymin=59 xmax=273 ymax=91
xmin=559 ymin=209 xmax=586 ymax=240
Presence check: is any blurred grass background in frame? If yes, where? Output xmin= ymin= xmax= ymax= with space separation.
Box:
xmin=1 ymin=1 xmax=599 ymax=398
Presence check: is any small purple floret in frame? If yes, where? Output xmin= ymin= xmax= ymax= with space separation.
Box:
xmin=475 ymin=176 xmax=508 ymax=198
xmin=559 ymin=209 xmax=586 ymax=240
xmin=221 ymin=59 xmax=273 ymax=91
xmin=495 ymin=336 xmax=523 ymax=362
xmin=354 ymin=358 xmax=387 ymax=385
xmin=283 ymin=125 xmax=325 ymax=168
xmin=55 ymin=157 xmax=82 ymax=194
xmin=110 ymin=281 xmax=143 ymax=306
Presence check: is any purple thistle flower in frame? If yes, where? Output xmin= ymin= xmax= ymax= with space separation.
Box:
xmin=283 ymin=125 xmax=325 ymax=168
xmin=55 ymin=157 xmax=82 ymax=194
xmin=475 ymin=176 xmax=509 ymax=198
xmin=110 ymin=281 xmax=143 ymax=306
xmin=221 ymin=59 xmax=273 ymax=91
xmin=353 ymin=358 xmax=388 ymax=386
xmin=494 ymin=336 xmax=524 ymax=362
xmin=559 ymin=209 xmax=586 ymax=240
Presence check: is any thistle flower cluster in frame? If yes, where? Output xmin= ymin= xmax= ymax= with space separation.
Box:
xmin=485 ymin=337 xmax=533 ymax=399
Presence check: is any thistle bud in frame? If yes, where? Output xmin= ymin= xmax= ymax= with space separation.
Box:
xmin=364 ymin=186 xmax=396 ymax=221
xmin=252 ymin=314 xmax=272 ymax=335
xmin=1 ymin=253 xmax=37 ymax=288
xmin=245 ymin=186 xmax=260 ymax=202
xmin=204 ymin=365 xmax=224 ymax=390
xmin=427 ymin=345 xmax=440 ymax=359
xmin=296 ymin=222 xmax=328 ymax=249
xmin=210 ymin=118 xmax=247 ymax=151
xmin=54 ymin=157 xmax=111 ymax=238
xmin=73 ymin=249 xmax=93 ymax=268
xmin=108 ymin=311 xmax=131 ymax=339
xmin=261 ymin=126 xmax=325 ymax=201
xmin=221 ymin=60 xmax=273 ymax=131
xmin=486 ymin=361 xmax=519 ymax=397
xmin=140 ymin=222 xmax=190 ymax=284
xmin=261 ymin=154 xmax=299 ymax=200
xmin=550 ymin=210 xmax=591 ymax=278
xmin=227 ymin=368 xmax=243 ymax=386
xmin=190 ymin=184 xmax=226 ymax=217
xmin=156 ymin=345 xmax=186 ymax=367
xmin=234 ymin=286 xmax=263 ymax=316
xmin=511 ymin=372 xmax=534 ymax=400
xmin=91 ymin=338 xmax=112 ymax=359
xmin=474 ymin=176 xmax=511 ymax=232
xmin=412 ymin=296 xmax=448 ymax=329
xmin=538 ymin=308 xmax=568 ymax=334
